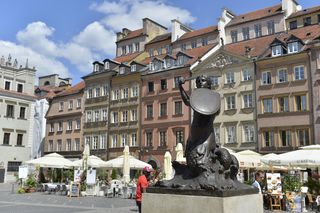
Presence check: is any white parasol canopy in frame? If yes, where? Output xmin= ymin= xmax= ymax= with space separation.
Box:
xmin=104 ymin=154 xmax=152 ymax=169
xmin=233 ymin=150 xmax=262 ymax=168
xmin=73 ymin=155 xmax=107 ymax=168
xmin=163 ymin=151 xmax=173 ymax=180
xmin=175 ymin=143 xmax=186 ymax=162
xmin=25 ymin=153 xmax=74 ymax=168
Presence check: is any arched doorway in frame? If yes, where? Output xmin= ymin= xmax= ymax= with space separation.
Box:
xmin=148 ymin=160 xmax=158 ymax=170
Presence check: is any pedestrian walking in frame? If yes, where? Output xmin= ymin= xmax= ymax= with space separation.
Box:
xmin=136 ymin=166 xmax=153 ymax=213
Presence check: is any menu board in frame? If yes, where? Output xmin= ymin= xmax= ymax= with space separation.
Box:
xmin=69 ymin=182 xmax=80 ymax=197
xmin=18 ymin=165 xmax=28 ymax=179
xmin=86 ymin=169 xmax=96 ymax=185
xmin=74 ymin=170 xmax=82 ymax=183
xmin=266 ymin=173 xmax=282 ymax=194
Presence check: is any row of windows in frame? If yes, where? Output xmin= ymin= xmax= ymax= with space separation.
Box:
xmin=2 ymin=80 xmax=24 ymax=93
xmin=231 ymin=20 xmax=275 ymax=43
xmin=111 ymin=86 xmax=138 ymax=100
xmin=271 ymin=41 xmax=301 ymax=57
xmin=147 ymin=76 xmax=182 ymax=93
xmin=261 ymin=65 xmax=305 ymax=85
xmin=289 ymin=15 xmax=320 ymax=30
xmin=261 ymin=94 xmax=307 ymax=113
xmin=49 ymin=119 xmax=81 ymax=132
xmin=110 ymin=109 xmax=137 ymax=123
xmin=110 ymin=133 xmax=137 ymax=148
xmin=48 ymin=138 xmax=81 ymax=152
xmin=214 ymin=125 xmax=255 ymax=144
xmin=180 ymin=37 xmax=209 ymax=52
xmin=149 ymin=44 xmax=172 ymax=57
xmin=59 ymin=99 xmax=81 ymax=111
xmin=120 ymin=42 xmax=140 ymax=56
xmin=150 ymin=55 xmax=189 ymax=72
xmin=262 ymin=129 xmax=310 ymax=147
xmin=85 ymin=109 xmax=108 ymax=123
xmin=146 ymin=101 xmax=183 ymax=119
xmin=144 ymin=130 xmax=184 ymax=147
xmin=86 ymin=85 xmax=109 ymax=99
xmin=2 ymin=132 xmax=24 ymax=146
xmin=224 ymin=93 xmax=254 ymax=110
xmin=208 ymin=69 xmax=252 ymax=86
xmin=3 ymin=104 xmax=27 ymax=119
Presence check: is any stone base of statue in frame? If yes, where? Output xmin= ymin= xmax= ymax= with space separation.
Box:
xmin=143 ymin=187 xmax=263 ymax=213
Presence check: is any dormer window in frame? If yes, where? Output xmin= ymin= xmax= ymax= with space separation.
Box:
xmin=165 ymin=58 xmax=173 ymax=68
xmin=131 ymin=64 xmax=136 ymax=72
xmin=288 ymin=42 xmax=299 ymax=54
xmin=94 ymin=64 xmax=99 ymax=72
xmin=122 ymin=46 xmax=127 ymax=55
xmin=119 ymin=67 xmax=125 ymax=74
xmin=104 ymin=62 xmax=109 ymax=70
xmin=177 ymin=55 xmax=184 ymax=65
xmin=272 ymin=45 xmax=282 ymax=57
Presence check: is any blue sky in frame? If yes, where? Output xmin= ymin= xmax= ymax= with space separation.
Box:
xmin=0 ymin=0 xmax=318 ymax=84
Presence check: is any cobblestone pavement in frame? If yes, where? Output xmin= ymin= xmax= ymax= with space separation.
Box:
xmin=0 ymin=183 xmax=318 ymax=213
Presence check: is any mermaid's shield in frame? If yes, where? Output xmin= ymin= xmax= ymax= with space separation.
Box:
xmin=190 ymin=88 xmax=220 ymax=115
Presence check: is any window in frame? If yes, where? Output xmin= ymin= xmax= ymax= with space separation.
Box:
xmin=242 ymin=27 xmax=249 ymax=40
xmin=159 ymin=131 xmax=167 ymax=147
xmin=254 ymin=24 xmax=262 ymax=38
xmin=66 ymin=139 xmax=72 ymax=151
xmin=17 ymin=83 xmax=23 ymax=93
xmin=177 ymin=56 xmax=184 ymax=65
xmin=226 ymin=126 xmax=236 ymax=143
xmin=68 ymin=100 xmax=73 ymax=109
xmin=94 ymin=64 xmax=99 ymax=72
xmin=95 ymin=87 xmax=100 ymax=97
xmin=92 ymin=136 xmax=98 ymax=150
xmin=131 ymin=109 xmax=137 ymax=121
xmin=131 ymin=133 xmax=137 ymax=146
xmin=6 ymin=105 xmax=14 ymax=118
xmin=102 ymin=109 xmax=108 ymax=121
xmin=122 ymin=88 xmax=129 ymax=99
xmin=119 ymin=67 xmax=125 ymax=74
xmin=7 ymin=162 xmax=21 ymax=172
xmin=226 ymin=71 xmax=234 ymax=84
xmin=88 ymin=89 xmax=93 ymax=98
xmin=318 ymin=14 xmax=320 ymax=23
xmin=112 ymin=89 xmax=120 ymax=100
xmin=104 ymin=61 xmax=109 ymax=70
xmin=135 ymin=42 xmax=139 ymax=52
xmin=112 ymin=135 xmax=117 ymax=148
xmin=191 ymin=40 xmax=197 ymax=49
xmin=19 ymin=107 xmax=26 ymax=119
xmin=263 ymin=98 xmax=273 ymax=113
xmin=272 ymin=45 xmax=282 ymax=57
xmin=288 ymin=42 xmax=299 ymax=53
xmin=100 ymin=135 xmax=106 ymax=149
xmin=160 ymin=103 xmax=167 ymax=117
xmin=122 ymin=46 xmax=127 ymax=55
xmin=214 ymin=127 xmax=220 ymax=144
xmin=4 ymin=81 xmax=11 ymax=90
xmin=85 ymin=136 xmax=91 ymax=146
xmin=264 ymin=131 xmax=274 ymax=147
xmin=49 ymin=140 xmax=53 ymax=151
xmin=148 ymin=82 xmax=154 ymax=92
xmin=165 ymin=45 xmax=172 ymax=54
xmin=147 ymin=104 xmax=153 ymax=119
xmin=294 ymin=66 xmax=305 ymax=80
xmin=76 ymin=119 xmax=81 ymax=129
xmin=103 ymin=85 xmax=108 ymax=96
xmin=58 ymin=122 xmax=63 ymax=131
xmin=57 ymin=140 xmax=62 ymax=151
xmin=128 ymin=44 xmax=133 ymax=53
xmin=289 ymin=21 xmax=297 ymax=29
xmin=303 ymin=17 xmax=311 ymax=26
xmin=112 ymin=111 xmax=118 ymax=123
xmin=280 ymin=130 xmax=291 ymax=146
xmin=174 ymin=76 xmax=182 ymax=88
xmin=243 ymin=125 xmax=254 ymax=142
xmin=76 ymin=99 xmax=81 ymax=108
xmin=86 ymin=111 xmax=92 ymax=122
xmin=297 ymin=129 xmax=309 ymax=146
xmin=261 ymin=71 xmax=271 ymax=85
xmin=277 ymin=68 xmax=288 ymax=83
xmin=59 ymin=102 xmax=64 ymax=111
xmin=146 ymin=131 xmax=153 ymax=147
xmin=131 ymin=64 xmax=136 ymax=72
xmin=243 ymin=93 xmax=253 ymax=108
xmin=157 ymin=47 xmax=162 ymax=55
xmin=160 ymin=79 xmax=167 ymax=90
xmin=50 ymin=123 xmax=54 ymax=132
xmin=121 ymin=134 xmax=127 ymax=147
xmin=267 ymin=20 xmax=275 ymax=35
xmin=209 ymin=76 xmax=219 ymax=86
xmin=231 ymin=30 xmax=238 ymax=43
xmin=278 ymin=96 xmax=289 ymax=112
xmin=95 ymin=110 xmax=100 ymax=122
xmin=75 ymin=139 xmax=80 ymax=151
xmin=202 ymin=38 xmax=208 ymax=46
xmin=226 ymin=95 xmax=236 ymax=110
xmin=3 ymin=133 xmax=10 ymax=145
xmin=149 ymin=48 xmax=154 ymax=57
xmin=295 ymin=94 xmax=307 ymax=111
xmin=67 ymin=120 xmax=72 ymax=130
xmin=175 ymin=130 xmax=184 ymax=145
xmin=242 ymin=69 xmax=251 ymax=81
xmin=131 ymin=86 xmax=138 ymax=97
xmin=122 ymin=110 xmax=128 ymax=122
xmin=181 ymin=43 xmax=186 ymax=51
xmin=174 ymin=101 xmax=182 ymax=115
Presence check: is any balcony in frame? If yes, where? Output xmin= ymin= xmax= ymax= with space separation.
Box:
xmin=85 ymin=96 xmax=108 ymax=105
xmin=84 ymin=121 xmax=107 ymax=129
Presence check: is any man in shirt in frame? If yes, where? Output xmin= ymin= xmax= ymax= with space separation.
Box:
xmin=136 ymin=166 xmax=153 ymax=213
xmin=252 ymin=170 xmax=264 ymax=193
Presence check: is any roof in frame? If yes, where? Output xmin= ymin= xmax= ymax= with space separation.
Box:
xmin=288 ymin=6 xmax=320 ymax=19
xmin=113 ymin=52 xmax=141 ymax=64
xmin=0 ymin=88 xmax=36 ymax=101
xmin=227 ymin=4 xmax=282 ymax=27
xmin=34 ymin=85 xmax=69 ymax=99
xmin=146 ymin=33 xmax=171 ymax=45
xmin=117 ymin=29 xmax=144 ymax=42
xmin=55 ymin=81 xmax=85 ymax=97
xmin=177 ymin=26 xmax=218 ymax=41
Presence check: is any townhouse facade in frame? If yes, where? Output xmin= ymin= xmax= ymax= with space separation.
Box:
xmin=0 ymin=55 xmax=36 ymax=183
xmin=44 ymin=82 xmax=85 ymax=159
xmin=286 ymin=6 xmax=320 ymax=30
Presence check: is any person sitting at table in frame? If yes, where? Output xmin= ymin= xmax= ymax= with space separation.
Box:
xmin=136 ymin=166 xmax=153 ymax=213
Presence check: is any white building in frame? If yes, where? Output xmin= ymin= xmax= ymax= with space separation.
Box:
xmin=0 ymin=55 xmax=36 ymax=183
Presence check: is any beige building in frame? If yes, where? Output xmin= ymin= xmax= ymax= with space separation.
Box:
xmin=286 ymin=5 xmax=320 ymax=30
xmin=44 ymin=82 xmax=85 ymax=159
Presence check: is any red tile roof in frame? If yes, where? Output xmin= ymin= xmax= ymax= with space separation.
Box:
xmin=55 ymin=81 xmax=85 ymax=97
xmin=117 ymin=29 xmax=144 ymax=42
xmin=227 ymin=4 xmax=282 ymax=27
xmin=177 ymin=26 xmax=218 ymax=41
xmin=113 ymin=52 xmax=141 ymax=64
xmin=146 ymin=33 xmax=171 ymax=45
xmin=288 ymin=6 xmax=320 ymax=19
xmin=0 ymin=88 xmax=36 ymax=100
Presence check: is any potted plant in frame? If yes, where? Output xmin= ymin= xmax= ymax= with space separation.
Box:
xmin=24 ymin=175 xmax=37 ymax=193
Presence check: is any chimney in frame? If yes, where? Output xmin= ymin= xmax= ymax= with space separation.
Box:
xmin=218 ymin=8 xmax=234 ymax=45
xmin=116 ymin=32 xmax=124 ymax=41
xmin=122 ymin=28 xmax=131 ymax=36
xmin=171 ymin=19 xmax=192 ymax=43
xmin=282 ymin=0 xmax=300 ymax=18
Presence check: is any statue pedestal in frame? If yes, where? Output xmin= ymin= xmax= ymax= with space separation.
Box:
xmin=143 ymin=188 xmax=263 ymax=213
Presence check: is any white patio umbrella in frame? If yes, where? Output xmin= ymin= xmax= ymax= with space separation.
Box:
xmin=104 ymin=155 xmax=152 ymax=169
xmin=175 ymin=143 xmax=186 ymax=162
xmin=123 ymin=146 xmax=130 ymax=184
xmin=73 ymin=155 xmax=107 ymax=168
xmin=233 ymin=150 xmax=262 ymax=168
xmin=25 ymin=153 xmax=74 ymax=168
xmin=163 ymin=151 xmax=173 ymax=180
